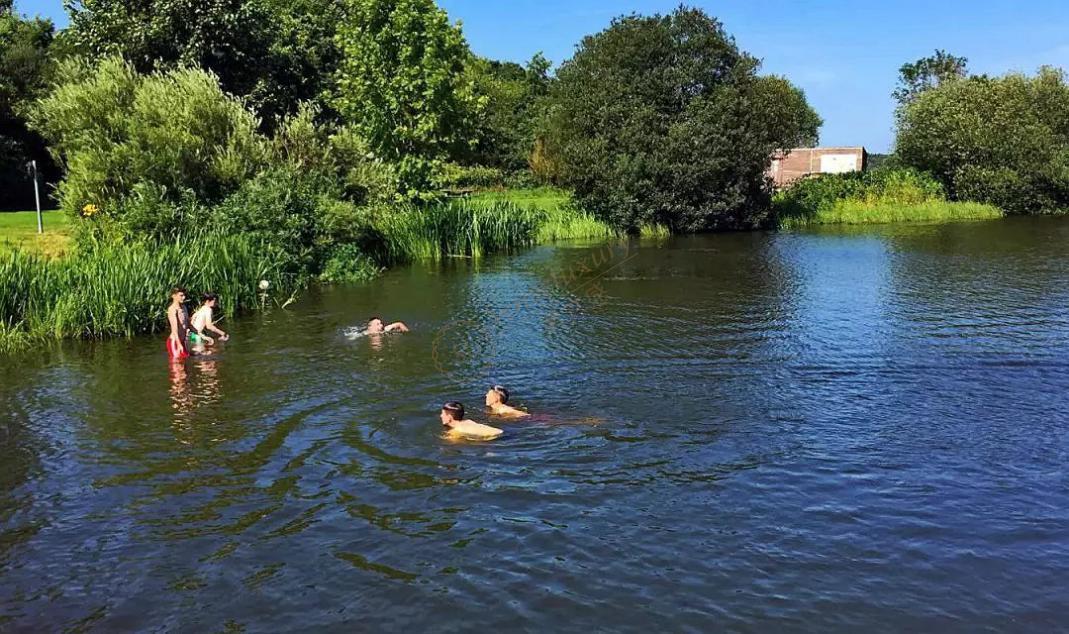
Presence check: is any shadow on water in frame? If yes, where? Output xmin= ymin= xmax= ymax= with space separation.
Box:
xmin=3 ymin=217 xmax=1069 ymax=631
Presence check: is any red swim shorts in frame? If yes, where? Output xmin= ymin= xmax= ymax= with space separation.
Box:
xmin=166 ymin=337 xmax=188 ymax=361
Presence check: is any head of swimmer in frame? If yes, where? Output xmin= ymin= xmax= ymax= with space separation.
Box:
xmin=200 ymin=292 xmax=218 ymax=308
xmin=170 ymin=286 xmax=187 ymax=304
xmin=485 ymin=385 xmax=510 ymax=407
xmin=440 ymin=401 xmax=464 ymax=426
xmin=367 ymin=317 xmax=385 ymax=334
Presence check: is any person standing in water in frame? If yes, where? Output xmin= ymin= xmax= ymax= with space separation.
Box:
xmin=166 ymin=287 xmax=190 ymax=362
xmin=189 ymin=292 xmax=229 ymax=353
xmin=440 ymin=402 xmax=503 ymax=440
xmin=485 ymin=385 xmax=530 ymax=418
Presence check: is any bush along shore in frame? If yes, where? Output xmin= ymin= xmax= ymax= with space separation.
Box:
xmin=773 ymin=168 xmax=1003 ymax=228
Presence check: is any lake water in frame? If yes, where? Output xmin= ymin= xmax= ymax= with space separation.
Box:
xmin=2 ymin=218 xmax=1069 ymax=632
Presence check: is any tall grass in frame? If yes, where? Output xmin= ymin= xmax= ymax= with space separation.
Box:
xmin=779 ymin=200 xmax=1003 ymax=228
xmin=371 ymin=199 xmax=615 ymax=264
xmin=0 ymin=233 xmax=297 ymax=348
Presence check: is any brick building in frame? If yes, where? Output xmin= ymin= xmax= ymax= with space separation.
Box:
xmin=769 ymin=147 xmax=868 ymax=188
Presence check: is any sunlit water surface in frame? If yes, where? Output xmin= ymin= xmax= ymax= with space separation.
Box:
xmin=3 ymin=218 xmax=1069 ymax=632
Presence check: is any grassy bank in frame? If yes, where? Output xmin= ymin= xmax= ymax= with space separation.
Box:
xmin=773 ymin=168 xmax=1004 ymax=228
xmin=779 ymin=200 xmax=1003 ymax=228
xmin=0 ymin=211 xmax=72 ymax=257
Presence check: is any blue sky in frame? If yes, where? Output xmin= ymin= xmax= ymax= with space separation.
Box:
xmin=16 ymin=1 xmax=1069 ymax=152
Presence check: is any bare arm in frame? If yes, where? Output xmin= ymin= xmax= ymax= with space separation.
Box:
xmin=167 ymin=306 xmax=180 ymax=341
xmin=385 ymin=321 xmax=410 ymax=333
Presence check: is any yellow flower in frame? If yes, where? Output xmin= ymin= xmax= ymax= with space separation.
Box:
xmin=82 ymin=204 xmax=99 ymax=218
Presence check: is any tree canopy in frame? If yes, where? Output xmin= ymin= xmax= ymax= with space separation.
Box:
xmin=64 ymin=0 xmax=344 ymax=124
xmin=542 ymin=7 xmax=821 ymax=232
xmin=0 ymin=3 xmax=58 ymax=208
xmin=333 ymin=0 xmax=481 ymax=199
xmin=896 ymin=66 xmax=1069 ymax=214
xmin=893 ymin=49 xmax=969 ymax=106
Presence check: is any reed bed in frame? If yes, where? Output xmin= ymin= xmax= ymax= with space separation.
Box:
xmin=0 ymin=233 xmax=295 ymax=348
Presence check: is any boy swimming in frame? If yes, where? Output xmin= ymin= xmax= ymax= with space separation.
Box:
xmin=189 ymin=292 xmax=229 ymax=353
xmin=485 ymin=385 xmax=530 ymax=418
xmin=166 ymin=287 xmax=190 ymax=362
xmin=367 ymin=317 xmax=410 ymax=334
xmin=440 ymin=402 xmax=503 ymax=440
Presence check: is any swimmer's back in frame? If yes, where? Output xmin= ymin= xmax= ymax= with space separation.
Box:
xmin=447 ymin=419 xmax=503 ymax=440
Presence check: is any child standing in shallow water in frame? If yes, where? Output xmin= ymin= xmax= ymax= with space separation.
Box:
xmin=189 ymin=293 xmax=229 ymax=353
xmin=166 ymin=287 xmax=190 ymax=362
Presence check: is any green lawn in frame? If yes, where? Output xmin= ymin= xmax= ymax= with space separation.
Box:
xmin=0 ymin=210 xmax=72 ymax=258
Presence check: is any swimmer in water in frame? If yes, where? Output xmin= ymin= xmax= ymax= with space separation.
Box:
xmin=485 ymin=385 xmax=530 ymax=418
xmin=440 ymin=401 xmax=503 ymax=440
xmin=366 ymin=317 xmax=410 ymax=334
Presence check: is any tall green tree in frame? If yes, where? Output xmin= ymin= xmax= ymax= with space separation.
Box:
xmin=896 ymin=66 xmax=1069 ymax=214
xmin=893 ymin=49 xmax=968 ymax=106
xmin=0 ymin=2 xmax=58 ymax=209
xmin=543 ymin=6 xmax=821 ymax=232
xmin=333 ymin=0 xmax=481 ymax=199
xmin=64 ymin=0 xmax=343 ymax=125
xmin=469 ymin=52 xmax=553 ymax=171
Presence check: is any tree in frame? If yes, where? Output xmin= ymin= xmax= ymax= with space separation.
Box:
xmin=64 ymin=0 xmax=344 ymax=125
xmin=469 ymin=52 xmax=553 ymax=171
xmin=29 ymin=56 xmax=267 ymax=231
xmin=542 ymin=7 xmax=821 ymax=232
xmin=893 ymin=49 xmax=968 ymax=106
xmin=333 ymin=0 xmax=481 ymax=199
xmin=0 ymin=3 xmax=58 ymax=209
xmin=896 ymin=66 xmax=1069 ymax=214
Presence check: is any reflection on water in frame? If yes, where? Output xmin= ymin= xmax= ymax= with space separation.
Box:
xmin=3 ymin=218 xmax=1069 ymax=631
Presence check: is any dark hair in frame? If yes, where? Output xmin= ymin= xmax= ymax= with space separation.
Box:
xmin=442 ymin=401 xmax=465 ymax=420
xmin=491 ymin=385 xmax=510 ymax=403
xmin=201 ymin=292 xmax=218 ymax=304
xmin=170 ymin=286 xmax=187 ymax=297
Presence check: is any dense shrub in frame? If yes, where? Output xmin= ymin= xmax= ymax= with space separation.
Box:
xmin=773 ymin=168 xmax=945 ymax=221
xmin=896 ymin=67 xmax=1069 ymax=214
xmin=30 ymin=57 xmax=267 ymax=228
xmin=772 ymin=168 xmax=1002 ymax=227
xmin=543 ymin=7 xmax=821 ymax=233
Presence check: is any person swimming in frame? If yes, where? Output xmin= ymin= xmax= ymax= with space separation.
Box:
xmin=366 ymin=317 xmax=410 ymax=334
xmin=485 ymin=385 xmax=530 ymax=418
xmin=440 ymin=401 xmax=503 ymax=440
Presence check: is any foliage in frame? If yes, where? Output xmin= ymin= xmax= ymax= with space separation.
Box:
xmin=333 ymin=0 xmax=482 ymax=199
xmin=29 ymin=56 xmax=267 ymax=232
xmin=772 ymin=168 xmax=1001 ymax=227
xmin=0 ymin=232 xmax=296 ymax=345
xmin=320 ymin=243 xmax=381 ymax=284
xmin=0 ymin=5 xmax=59 ymax=209
xmin=469 ymin=53 xmax=553 ymax=171
xmin=893 ymin=49 xmax=968 ymax=106
xmin=895 ymin=67 xmax=1069 ymax=214
xmin=543 ymin=6 xmax=821 ymax=233
xmin=212 ymin=167 xmax=335 ymax=275
xmin=438 ymin=163 xmax=507 ymax=191
xmin=63 ymin=0 xmax=343 ymax=124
